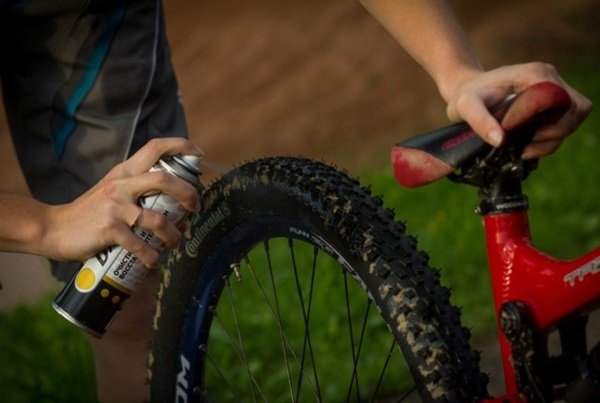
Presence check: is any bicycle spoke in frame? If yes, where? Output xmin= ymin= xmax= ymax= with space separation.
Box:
xmin=204 ymin=349 xmax=244 ymax=401
xmin=371 ymin=340 xmax=396 ymax=402
xmin=264 ymin=240 xmax=295 ymax=401
xmin=241 ymin=244 xmax=320 ymax=400
xmin=227 ymin=277 xmax=257 ymax=402
xmin=289 ymin=238 xmax=322 ymax=402
xmin=343 ymin=270 xmax=361 ymax=401
xmin=305 ymin=246 xmax=321 ymax=398
xmin=219 ymin=277 xmax=267 ymax=402
xmin=398 ymin=386 xmax=418 ymax=401
xmin=346 ymin=297 xmax=372 ymax=401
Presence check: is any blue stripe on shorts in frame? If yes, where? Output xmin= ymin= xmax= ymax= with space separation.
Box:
xmin=54 ymin=5 xmax=126 ymax=158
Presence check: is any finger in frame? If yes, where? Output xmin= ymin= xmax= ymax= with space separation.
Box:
xmin=531 ymin=90 xmax=592 ymax=143
xmin=100 ymin=138 xmax=203 ymax=184
xmin=127 ymin=171 xmax=200 ymax=212
xmin=522 ymin=139 xmax=563 ymax=160
xmin=523 ymin=98 xmax=591 ymax=159
xmin=564 ymin=85 xmax=593 ymax=128
xmin=135 ymin=208 xmax=182 ymax=249
xmin=124 ymin=138 xmax=203 ymax=175
xmin=532 ymin=120 xmax=572 ymax=144
xmin=449 ymin=93 xmax=505 ymax=146
xmin=113 ymin=226 xmax=161 ymax=269
xmin=110 ymin=202 xmax=145 ymax=230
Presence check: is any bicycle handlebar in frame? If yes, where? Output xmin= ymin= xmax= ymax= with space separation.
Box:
xmin=391 ymin=81 xmax=572 ymax=188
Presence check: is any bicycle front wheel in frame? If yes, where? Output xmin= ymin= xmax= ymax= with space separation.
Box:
xmin=149 ymin=157 xmax=488 ymax=402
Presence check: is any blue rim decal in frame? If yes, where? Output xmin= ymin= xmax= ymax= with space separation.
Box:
xmin=53 ymin=5 xmax=126 ymax=157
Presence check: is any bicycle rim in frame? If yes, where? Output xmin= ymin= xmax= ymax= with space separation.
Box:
xmin=187 ymin=217 xmax=416 ymax=401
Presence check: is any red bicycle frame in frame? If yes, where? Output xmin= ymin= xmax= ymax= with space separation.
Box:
xmin=484 ymin=210 xmax=600 ymax=402
xmin=392 ymin=82 xmax=599 ymax=402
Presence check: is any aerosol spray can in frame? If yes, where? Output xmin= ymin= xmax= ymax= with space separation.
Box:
xmin=52 ymin=154 xmax=203 ymax=338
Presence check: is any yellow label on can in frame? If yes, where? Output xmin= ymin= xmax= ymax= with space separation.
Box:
xmin=75 ymin=268 xmax=96 ymax=290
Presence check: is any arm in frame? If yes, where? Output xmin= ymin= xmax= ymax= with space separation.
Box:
xmin=0 ymin=192 xmax=52 ymax=256
xmin=0 ymin=138 xmax=202 ymax=269
xmin=359 ymin=0 xmax=482 ymax=101
xmin=360 ymin=0 xmax=592 ymax=158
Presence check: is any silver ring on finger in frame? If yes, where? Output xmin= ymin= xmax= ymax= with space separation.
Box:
xmin=132 ymin=206 xmax=144 ymax=228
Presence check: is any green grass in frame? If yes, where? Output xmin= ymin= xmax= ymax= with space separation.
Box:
xmin=0 ymin=295 xmax=96 ymax=402
xmin=1 ymin=64 xmax=598 ymax=400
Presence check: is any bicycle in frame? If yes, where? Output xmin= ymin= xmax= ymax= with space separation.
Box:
xmin=147 ymin=81 xmax=600 ymax=402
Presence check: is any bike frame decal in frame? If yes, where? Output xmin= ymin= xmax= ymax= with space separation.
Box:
xmin=564 ymin=256 xmax=600 ymax=287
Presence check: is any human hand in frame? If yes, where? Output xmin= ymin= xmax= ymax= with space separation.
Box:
xmin=443 ymin=62 xmax=592 ymax=159
xmin=43 ymin=138 xmax=203 ymax=268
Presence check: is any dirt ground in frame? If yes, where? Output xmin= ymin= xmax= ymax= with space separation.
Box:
xmin=0 ymin=0 xmax=598 ymax=311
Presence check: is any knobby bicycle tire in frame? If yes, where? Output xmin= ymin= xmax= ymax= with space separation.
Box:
xmin=148 ymin=157 xmax=488 ymax=402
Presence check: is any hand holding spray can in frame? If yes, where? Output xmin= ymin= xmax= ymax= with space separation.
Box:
xmin=52 ymin=154 xmax=203 ymax=337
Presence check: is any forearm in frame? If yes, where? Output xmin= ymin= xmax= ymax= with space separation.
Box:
xmin=0 ymin=191 xmax=50 ymax=256
xmin=359 ymin=0 xmax=483 ymax=101
xmin=0 ymin=138 xmax=202 ymax=267
xmin=360 ymin=0 xmax=592 ymax=157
